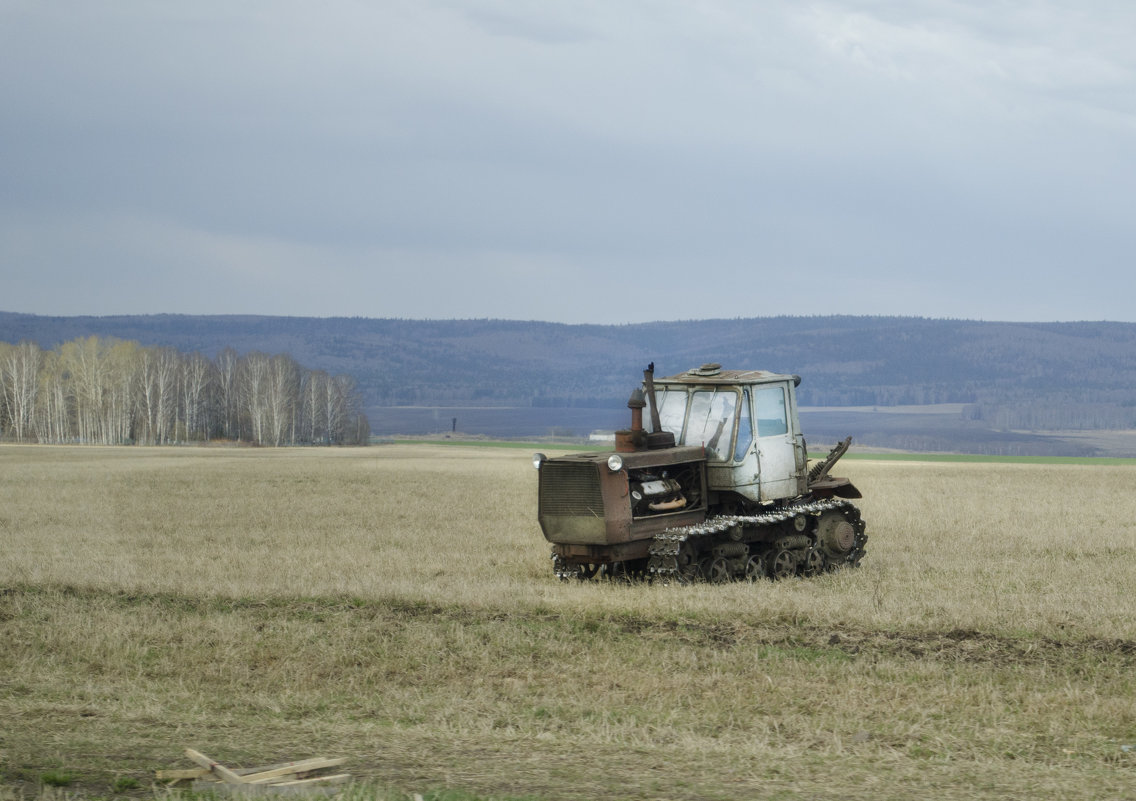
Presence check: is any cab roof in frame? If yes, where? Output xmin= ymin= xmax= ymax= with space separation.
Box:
xmin=656 ymin=364 xmax=797 ymax=386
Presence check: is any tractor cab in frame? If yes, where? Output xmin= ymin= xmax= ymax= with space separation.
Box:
xmin=648 ymin=364 xmax=807 ymax=503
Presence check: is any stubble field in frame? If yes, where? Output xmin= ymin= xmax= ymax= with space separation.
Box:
xmin=1 ymin=444 xmax=1134 ymax=800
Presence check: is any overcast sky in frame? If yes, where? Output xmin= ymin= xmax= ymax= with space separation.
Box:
xmin=3 ymin=1 xmax=1135 ymax=324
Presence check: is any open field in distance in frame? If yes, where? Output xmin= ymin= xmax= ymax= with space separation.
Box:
xmin=371 ymin=405 xmax=1136 ymax=458
xmin=1 ymin=444 xmax=1134 ymax=800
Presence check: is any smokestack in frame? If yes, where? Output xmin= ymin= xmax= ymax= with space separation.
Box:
xmin=642 ymin=362 xmax=675 ymax=450
xmin=644 ymin=363 xmax=663 ymax=434
xmin=614 ymin=388 xmax=647 ymax=453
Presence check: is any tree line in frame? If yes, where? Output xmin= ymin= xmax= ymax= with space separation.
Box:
xmin=0 ymin=336 xmax=370 ymax=446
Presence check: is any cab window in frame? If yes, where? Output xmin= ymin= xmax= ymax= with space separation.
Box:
xmin=734 ymin=390 xmax=753 ymax=460
xmin=754 ymin=385 xmax=788 ymax=437
xmin=682 ymin=389 xmax=738 ymax=462
xmin=652 ymin=388 xmax=689 ymax=438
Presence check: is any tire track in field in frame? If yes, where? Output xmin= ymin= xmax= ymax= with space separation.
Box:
xmin=5 ymin=584 xmax=1134 ymax=669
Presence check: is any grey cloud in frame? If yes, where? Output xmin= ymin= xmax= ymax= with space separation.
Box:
xmin=2 ymin=1 xmax=1135 ymax=322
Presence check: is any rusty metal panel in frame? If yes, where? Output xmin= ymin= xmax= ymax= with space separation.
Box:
xmin=538 ymin=459 xmax=635 ymax=545
xmin=538 ymin=461 xmax=603 ymax=516
xmin=537 ymin=447 xmax=708 ymax=549
xmin=538 ymin=461 xmax=607 ymax=544
xmin=554 ymin=539 xmax=652 ymax=564
xmin=617 ymin=445 xmax=705 ymax=470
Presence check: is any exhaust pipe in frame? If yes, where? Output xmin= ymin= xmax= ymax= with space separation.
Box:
xmin=615 ymin=363 xmax=677 ymax=452
xmin=644 ymin=363 xmax=663 ymax=434
xmin=614 ymin=389 xmax=647 ymax=453
xmin=642 ymin=363 xmax=675 ymax=450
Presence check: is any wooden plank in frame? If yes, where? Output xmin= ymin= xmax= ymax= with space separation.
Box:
xmin=160 ymin=764 xmax=293 ymax=782
xmin=271 ymin=774 xmax=351 ymax=787
xmin=185 ymin=748 xmax=249 ymax=784
xmin=191 ymin=779 xmax=347 ymax=797
xmin=244 ymin=758 xmax=347 ymax=784
xmin=238 ymin=763 xmax=309 ymax=776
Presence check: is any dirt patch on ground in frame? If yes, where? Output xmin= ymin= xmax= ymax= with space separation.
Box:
xmin=629 ymin=617 xmax=1136 ymax=668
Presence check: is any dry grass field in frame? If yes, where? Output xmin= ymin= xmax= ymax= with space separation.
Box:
xmin=1 ymin=443 xmax=1134 ymax=801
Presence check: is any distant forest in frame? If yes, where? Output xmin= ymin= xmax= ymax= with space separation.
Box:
xmin=3 ymin=312 xmax=1136 ymax=438
xmin=0 ymin=335 xmax=369 ymax=446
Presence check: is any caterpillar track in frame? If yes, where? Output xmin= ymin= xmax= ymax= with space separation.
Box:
xmin=647 ymin=498 xmax=867 ymax=583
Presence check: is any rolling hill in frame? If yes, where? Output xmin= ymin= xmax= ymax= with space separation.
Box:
xmin=4 ymin=312 xmax=1136 ymax=455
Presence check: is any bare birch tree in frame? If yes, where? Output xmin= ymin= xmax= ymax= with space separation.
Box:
xmin=215 ymin=347 xmax=240 ymax=441
xmin=0 ymin=342 xmax=9 ymax=435
xmin=61 ymin=337 xmax=108 ymax=443
xmin=0 ymin=341 xmax=42 ymax=442
xmin=34 ymin=351 xmax=71 ymax=444
xmin=240 ymin=351 xmax=271 ymax=445
xmin=137 ymin=346 xmax=180 ymax=444
xmin=105 ymin=340 xmax=139 ymax=444
xmin=301 ymin=370 xmax=329 ymax=444
xmin=265 ymin=354 xmax=299 ymax=447
xmin=1 ymin=335 xmax=369 ymax=447
xmin=180 ymin=352 xmax=214 ymax=442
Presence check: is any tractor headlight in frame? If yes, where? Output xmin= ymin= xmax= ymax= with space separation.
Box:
xmin=532 ymin=452 xmax=547 ymax=470
xmin=606 ymin=454 xmax=624 ymax=472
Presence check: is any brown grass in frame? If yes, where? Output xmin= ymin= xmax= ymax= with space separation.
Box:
xmin=1 ymin=444 xmax=1134 ymax=800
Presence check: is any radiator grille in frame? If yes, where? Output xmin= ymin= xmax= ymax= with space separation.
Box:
xmin=539 ymin=462 xmax=604 ymax=516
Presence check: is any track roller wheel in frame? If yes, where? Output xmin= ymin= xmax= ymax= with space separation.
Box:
xmin=800 ymin=547 xmax=825 ymax=577
xmin=768 ymin=549 xmax=798 ymax=580
xmin=706 ymin=556 xmax=732 ymax=584
xmin=575 ymin=563 xmax=599 ymax=580
xmin=744 ymin=555 xmax=767 ymax=582
xmin=675 ymin=542 xmax=699 ymax=582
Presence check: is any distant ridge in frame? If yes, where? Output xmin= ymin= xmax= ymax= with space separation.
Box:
xmin=4 ymin=312 xmax=1136 ymax=453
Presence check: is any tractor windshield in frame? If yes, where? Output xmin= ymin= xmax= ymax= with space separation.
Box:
xmin=682 ymin=389 xmax=738 ymax=461
xmin=649 ymin=386 xmax=741 ymax=462
xmin=652 ymin=388 xmax=688 ymax=438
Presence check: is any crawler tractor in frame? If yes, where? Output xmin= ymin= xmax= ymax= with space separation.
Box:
xmin=534 ymin=363 xmax=867 ymax=581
